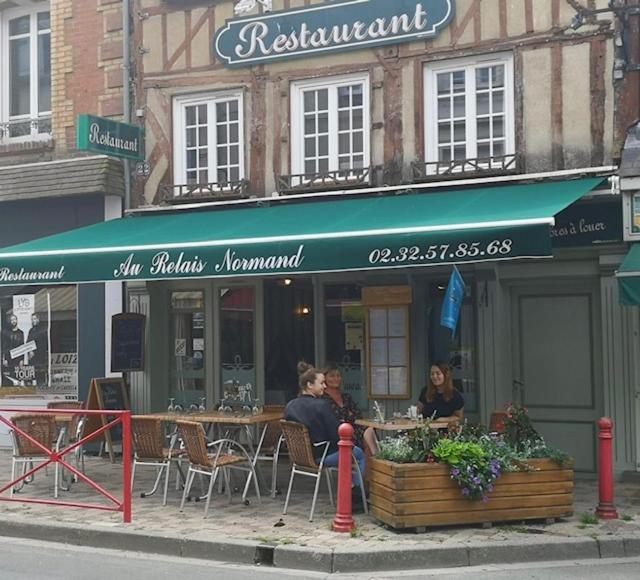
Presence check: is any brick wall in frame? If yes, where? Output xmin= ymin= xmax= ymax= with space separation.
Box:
xmin=51 ymin=0 xmax=125 ymax=152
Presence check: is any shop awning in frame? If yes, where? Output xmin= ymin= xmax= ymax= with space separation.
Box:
xmin=617 ymin=244 xmax=640 ymax=305
xmin=0 ymin=178 xmax=603 ymax=286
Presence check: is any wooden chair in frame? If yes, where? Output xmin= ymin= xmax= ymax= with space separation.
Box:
xmin=279 ymin=420 xmax=335 ymax=522
xmin=176 ymin=420 xmax=261 ymax=518
xmin=10 ymin=414 xmax=64 ymax=499
xmin=131 ymin=416 xmax=180 ymax=506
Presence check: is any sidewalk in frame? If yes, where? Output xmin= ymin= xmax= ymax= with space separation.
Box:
xmin=0 ymin=449 xmax=639 ymax=573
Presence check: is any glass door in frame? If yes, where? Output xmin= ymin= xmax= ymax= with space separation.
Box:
xmin=219 ymin=287 xmax=256 ymax=408
xmin=168 ymin=291 xmax=205 ymax=410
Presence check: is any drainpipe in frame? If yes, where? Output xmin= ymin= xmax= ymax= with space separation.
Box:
xmin=123 ymin=0 xmax=131 ymax=211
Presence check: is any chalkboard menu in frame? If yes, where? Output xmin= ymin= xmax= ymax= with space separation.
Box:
xmin=85 ymin=377 xmax=130 ymax=462
xmin=111 ymin=313 xmax=145 ymax=372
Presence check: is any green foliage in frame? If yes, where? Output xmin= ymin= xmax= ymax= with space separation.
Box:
xmin=622 ymin=514 xmax=634 ymax=522
xmin=406 ymin=424 xmax=442 ymax=462
xmin=517 ymin=438 xmax=571 ymax=467
xmin=580 ymin=512 xmax=599 ymax=525
xmin=377 ymin=435 xmax=415 ymax=463
xmin=432 ymin=439 xmax=486 ymax=466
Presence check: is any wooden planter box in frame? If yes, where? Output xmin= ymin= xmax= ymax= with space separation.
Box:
xmin=369 ymin=457 xmax=573 ymax=529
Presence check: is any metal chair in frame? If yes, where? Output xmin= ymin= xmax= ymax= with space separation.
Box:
xmin=46 ymin=400 xmax=85 ymax=479
xmin=280 ymin=420 xmax=367 ymax=522
xmin=10 ymin=414 xmax=64 ymax=499
xmin=131 ymin=416 xmax=180 ymax=506
xmin=176 ymin=420 xmax=261 ymax=518
xmin=250 ymin=412 xmax=286 ymax=499
xmin=279 ymin=420 xmax=332 ymax=522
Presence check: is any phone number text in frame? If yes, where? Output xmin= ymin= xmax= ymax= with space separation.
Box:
xmin=368 ymin=239 xmax=514 ymax=265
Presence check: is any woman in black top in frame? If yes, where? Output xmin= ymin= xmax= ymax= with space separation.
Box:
xmin=417 ymin=362 xmax=464 ymax=421
xmin=284 ymin=362 xmax=366 ymax=490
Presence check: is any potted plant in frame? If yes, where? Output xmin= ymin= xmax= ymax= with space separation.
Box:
xmin=369 ymin=405 xmax=574 ymax=530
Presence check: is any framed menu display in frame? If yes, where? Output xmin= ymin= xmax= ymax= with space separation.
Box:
xmin=363 ymin=286 xmax=411 ymax=399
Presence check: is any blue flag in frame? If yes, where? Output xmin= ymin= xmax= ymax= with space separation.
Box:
xmin=440 ymin=266 xmax=465 ymax=335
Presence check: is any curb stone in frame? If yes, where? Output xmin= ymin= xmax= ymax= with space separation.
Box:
xmin=273 ymin=544 xmax=334 ymax=573
xmin=597 ymin=536 xmax=626 ymax=558
xmin=332 ymin=545 xmax=469 ymax=573
xmin=1 ymin=516 xmax=639 ymax=572
xmin=467 ymin=537 xmax=600 ymax=566
xmin=624 ymin=537 xmax=640 ymax=556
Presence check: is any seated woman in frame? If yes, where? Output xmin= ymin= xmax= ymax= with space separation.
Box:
xmin=322 ymin=364 xmax=379 ymax=456
xmin=417 ymin=362 xmax=464 ymax=422
xmin=284 ymin=362 xmax=366 ymax=504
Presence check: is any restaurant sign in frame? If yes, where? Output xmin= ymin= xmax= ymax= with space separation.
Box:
xmin=0 ymin=223 xmax=552 ymax=286
xmin=77 ymin=114 xmax=144 ymax=161
xmin=214 ymin=0 xmax=455 ymax=68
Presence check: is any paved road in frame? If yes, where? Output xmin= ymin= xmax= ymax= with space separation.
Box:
xmin=1 ymin=537 xmax=639 ymax=579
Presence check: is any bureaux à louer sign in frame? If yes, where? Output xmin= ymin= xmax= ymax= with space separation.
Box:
xmin=215 ymin=0 xmax=455 ymax=67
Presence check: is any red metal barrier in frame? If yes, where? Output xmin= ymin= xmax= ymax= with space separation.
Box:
xmin=332 ymin=422 xmax=355 ymax=533
xmin=0 ymin=407 xmax=132 ymax=523
xmin=595 ymin=417 xmax=618 ymax=520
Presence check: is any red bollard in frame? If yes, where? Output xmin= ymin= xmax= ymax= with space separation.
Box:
xmin=332 ymin=422 xmax=356 ymax=532
xmin=595 ymin=417 xmax=619 ymax=520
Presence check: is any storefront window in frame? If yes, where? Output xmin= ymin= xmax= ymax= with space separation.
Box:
xmin=324 ymin=284 xmax=367 ymax=410
xmin=427 ymin=282 xmax=478 ymax=413
xmin=169 ymin=291 xmax=205 ymax=408
xmin=220 ymin=287 xmax=256 ymax=405
xmin=0 ymin=286 xmax=77 ymax=397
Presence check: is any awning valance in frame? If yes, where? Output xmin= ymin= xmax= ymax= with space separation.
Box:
xmin=617 ymin=244 xmax=640 ymax=305
xmin=0 ymin=178 xmax=603 ymax=286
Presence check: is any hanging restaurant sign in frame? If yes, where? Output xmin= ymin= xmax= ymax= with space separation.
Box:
xmin=214 ymin=0 xmax=455 ymax=68
xmin=77 ymin=114 xmax=144 ymax=161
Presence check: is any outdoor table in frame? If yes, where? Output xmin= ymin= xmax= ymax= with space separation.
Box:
xmin=144 ymin=410 xmax=283 ymax=497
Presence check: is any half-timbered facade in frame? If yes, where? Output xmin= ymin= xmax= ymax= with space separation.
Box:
xmin=123 ymin=0 xmax=640 ymax=475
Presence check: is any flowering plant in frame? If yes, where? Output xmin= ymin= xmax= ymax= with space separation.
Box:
xmin=502 ymin=402 xmax=541 ymax=448
xmin=432 ymin=439 xmax=503 ymax=501
xmin=377 ymin=435 xmax=414 ymax=463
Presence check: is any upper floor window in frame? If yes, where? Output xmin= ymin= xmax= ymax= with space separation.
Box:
xmin=424 ymin=54 xmax=514 ymax=173
xmin=291 ymin=73 xmax=370 ymax=180
xmin=173 ymin=91 xmax=245 ymax=189
xmin=0 ymin=6 xmax=51 ymax=142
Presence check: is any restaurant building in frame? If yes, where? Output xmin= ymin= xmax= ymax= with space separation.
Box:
xmin=1 ymin=0 xmax=639 ymax=476
xmin=0 ymin=0 xmax=126 ymax=443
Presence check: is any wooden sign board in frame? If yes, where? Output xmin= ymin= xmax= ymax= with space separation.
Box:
xmin=111 ymin=313 xmax=145 ymax=372
xmin=362 ymin=285 xmax=412 ymax=306
xmin=84 ymin=377 xmax=130 ymax=462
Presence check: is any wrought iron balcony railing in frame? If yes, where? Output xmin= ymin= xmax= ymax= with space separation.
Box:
xmin=412 ymin=153 xmax=520 ymax=182
xmin=160 ymin=179 xmax=251 ymax=204
xmin=277 ymin=166 xmax=374 ymax=194
xmin=0 ymin=115 xmax=53 ymax=142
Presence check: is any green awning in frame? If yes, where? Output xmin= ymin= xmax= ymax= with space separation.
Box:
xmin=0 ymin=178 xmax=603 ymax=286
xmin=617 ymin=244 xmax=640 ymax=305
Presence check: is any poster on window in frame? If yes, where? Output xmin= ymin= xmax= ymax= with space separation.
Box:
xmin=1 ymin=292 xmax=55 ymax=395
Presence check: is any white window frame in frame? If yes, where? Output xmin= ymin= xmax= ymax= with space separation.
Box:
xmin=172 ymin=90 xmax=245 ymax=190
xmin=290 ymin=72 xmax=370 ymax=179
xmin=0 ymin=2 xmax=52 ymax=143
xmin=424 ymin=53 xmax=515 ymax=172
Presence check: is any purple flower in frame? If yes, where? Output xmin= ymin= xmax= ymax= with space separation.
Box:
xmin=473 ymin=476 xmax=481 ymax=485
xmin=487 ymin=484 xmax=494 ymax=492
xmin=451 ymin=468 xmax=460 ymax=477
xmin=482 ymin=496 xmax=489 ymax=503
xmin=462 ymin=487 xmax=470 ymax=496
